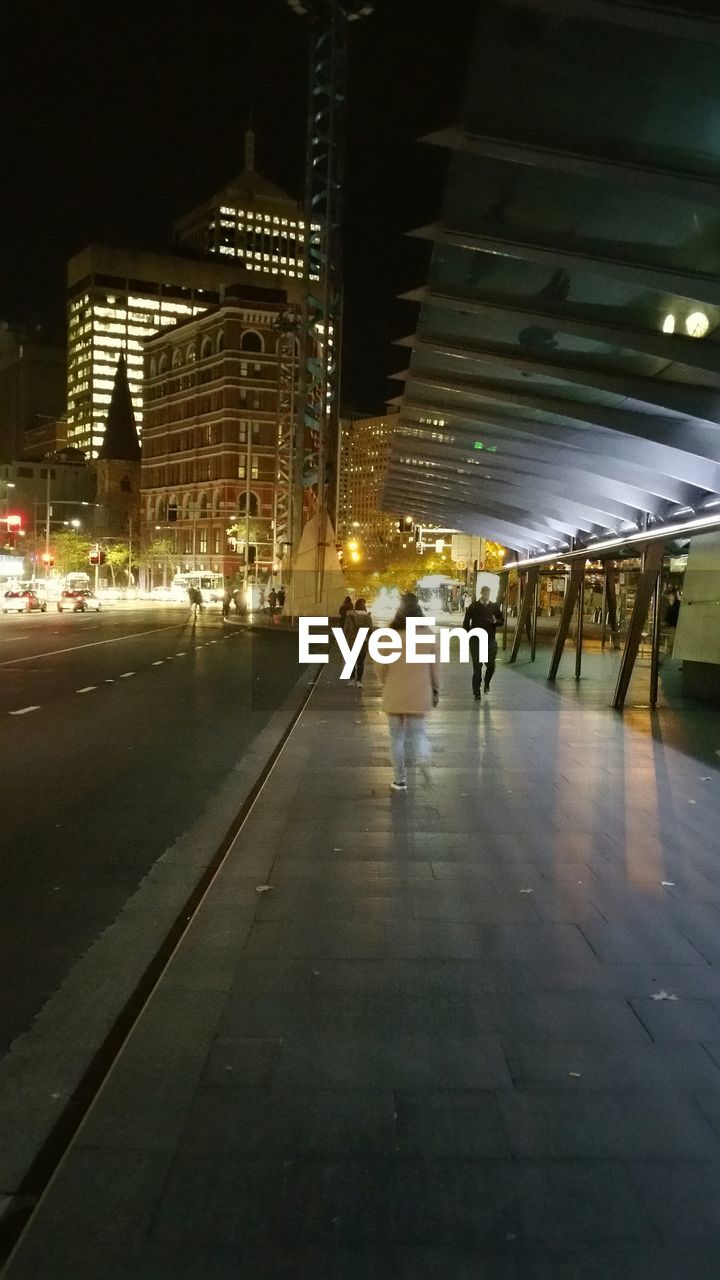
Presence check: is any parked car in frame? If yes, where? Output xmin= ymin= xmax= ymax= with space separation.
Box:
xmin=57 ymin=589 xmax=102 ymax=613
xmin=2 ymin=589 xmax=47 ymax=614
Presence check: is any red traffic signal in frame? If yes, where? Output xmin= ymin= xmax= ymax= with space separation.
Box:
xmin=5 ymin=513 xmax=22 ymax=529
xmin=89 ymin=547 xmax=106 ymax=566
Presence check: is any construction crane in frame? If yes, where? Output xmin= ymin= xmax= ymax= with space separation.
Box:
xmin=287 ymin=0 xmax=374 ymax=610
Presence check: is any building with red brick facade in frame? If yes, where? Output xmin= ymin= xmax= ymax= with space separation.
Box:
xmin=141 ymin=291 xmax=301 ymax=589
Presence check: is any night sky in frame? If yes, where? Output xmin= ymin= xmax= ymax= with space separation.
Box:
xmin=1 ymin=0 xmax=479 ymax=411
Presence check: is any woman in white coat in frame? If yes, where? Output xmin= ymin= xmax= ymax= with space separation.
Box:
xmin=378 ymin=593 xmax=439 ymax=792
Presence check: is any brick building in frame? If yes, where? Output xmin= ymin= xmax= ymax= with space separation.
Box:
xmin=141 ymin=293 xmax=300 ymax=587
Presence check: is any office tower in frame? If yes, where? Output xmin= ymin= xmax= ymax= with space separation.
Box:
xmin=337 ymin=412 xmax=402 ymax=552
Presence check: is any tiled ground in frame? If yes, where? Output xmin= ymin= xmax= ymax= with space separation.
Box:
xmin=6 ymin=649 xmax=720 ymax=1278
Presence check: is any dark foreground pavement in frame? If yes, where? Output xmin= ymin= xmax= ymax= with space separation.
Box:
xmin=5 ymin=647 xmax=720 ymax=1278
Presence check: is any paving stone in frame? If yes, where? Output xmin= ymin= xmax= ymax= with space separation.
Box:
xmin=473 ymin=923 xmax=597 ymax=967
xmin=200 ymin=1036 xmax=282 ymax=1087
xmin=219 ymin=991 xmax=476 ymax=1037
xmin=470 ymin=993 xmax=650 ymax=1041
xmin=629 ymin=997 xmax=720 ymax=1041
xmin=515 ymin=1160 xmax=656 ymax=1248
xmin=395 ymin=1090 xmax=510 ymax=1157
xmin=274 ymin=1031 xmax=513 ymax=1090
xmin=628 ymin=1161 xmax=720 ymax=1243
xmin=579 ymin=920 xmax=708 ymax=964
xmin=178 ymin=1086 xmax=397 ymax=1156
xmin=499 ymin=1091 xmax=720 ymax=1159
xmin=503 ymin=1040 xmax=720 ymax=1091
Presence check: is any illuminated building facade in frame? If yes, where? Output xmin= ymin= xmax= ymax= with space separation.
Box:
xmin=337 ymin=413 xmax=404 ymax=551
xmin=173 ymin=131 xmax=315 ymax=283
xmin=67 ymin=137 xmax=309 ymax=462
xmin=141 ymin=293 xmax=300 ymax=585
xmin=67 ymin=246 xmax=235 ymax=460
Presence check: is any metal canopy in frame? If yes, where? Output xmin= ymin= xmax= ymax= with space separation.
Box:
xmin=383 ymin=0 xmax=720 ymax=555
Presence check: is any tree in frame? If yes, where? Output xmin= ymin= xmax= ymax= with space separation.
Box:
xmin=105 ymin=542 xmax=129 ymax=586
xmin=140 ymin=537 xmax=177 ymax=586
xmin=52 ymin=531 xmax=93 ymax=576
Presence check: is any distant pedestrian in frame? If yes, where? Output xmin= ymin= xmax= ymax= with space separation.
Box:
xmin=378 ymin=592 xmax=439 ymax=792
xmin=343 ymin=597 xmax=372 ymax=687
xmin=277 ymin=586 xmax=286 ymax=611
xmin=188 ymin=585 xmax=202 ymax=618
xmin=339 ymin=594 xmax=353 ymax=624
xmin=221 ymin=584 xmax=232 ymax=619
xmin=233 ymin=588 xmax=245 ymax=616
xmin=463 ymin=585 xmax=503 ymax=701
xmin=267 ymin=587 xmax=277 ymax=614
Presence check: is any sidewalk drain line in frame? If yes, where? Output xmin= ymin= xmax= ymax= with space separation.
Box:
xmin=0 ymin=662 xmax=323 ymax=1266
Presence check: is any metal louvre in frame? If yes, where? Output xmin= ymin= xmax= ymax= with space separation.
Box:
xmin=383 ymin=0 xmax=720 ymax=556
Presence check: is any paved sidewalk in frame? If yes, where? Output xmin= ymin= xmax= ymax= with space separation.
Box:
xmin=6 ymin=651 xmax=720 ymax=1278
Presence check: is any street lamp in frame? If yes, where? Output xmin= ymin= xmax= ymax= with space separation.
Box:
xmin=1 ymin=480 xmax=15 ymax=518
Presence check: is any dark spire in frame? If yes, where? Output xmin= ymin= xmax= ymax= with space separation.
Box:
xmin=99 ymin=354 xmax=140 ymax=461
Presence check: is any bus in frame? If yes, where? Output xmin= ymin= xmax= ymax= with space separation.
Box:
xmin=172 ymin=571 xmax=225 ymax=604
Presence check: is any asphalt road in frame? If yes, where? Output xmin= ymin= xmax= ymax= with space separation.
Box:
xmin=0 ymin=603 xmax=306 ymax=1058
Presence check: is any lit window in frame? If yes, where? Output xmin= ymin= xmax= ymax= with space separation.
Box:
xmin=686 ymin=311 xmax=709 ymax=338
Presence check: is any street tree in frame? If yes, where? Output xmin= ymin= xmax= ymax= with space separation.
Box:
xmin=52 ymin=530 xmax=93 ymax=576
xmin=105 ymin=542 xmax=129 ymax=586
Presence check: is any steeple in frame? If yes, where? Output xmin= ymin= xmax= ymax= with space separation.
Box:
xmin=98 ymin=355 xmax=140 ymax=461
xmin=244 ymin=127 xmax=255 ymax=173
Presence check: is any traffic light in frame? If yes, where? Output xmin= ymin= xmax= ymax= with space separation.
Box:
xmin=5 ymin=514 xmax=22 ymax=530
xmin=41 ymin=552 xmax=55 ymax=567
xmin=89 ymin=547 xmax=106 ymax=566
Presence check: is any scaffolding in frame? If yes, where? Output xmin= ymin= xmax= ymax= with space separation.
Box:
xmin=288 ymin=0 xmax=374 ymax=607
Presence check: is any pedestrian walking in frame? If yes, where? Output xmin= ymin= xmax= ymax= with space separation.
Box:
xmin=378 ymin=593 xmax=439 ymax=792
xmin=463 ymin=585 xmax=504 ymax=701
xmin=343 ymin=597 xmax=372 ymax=686
xmin=221 ymin=583 xmax=232 ymax=620
xmin=267 ymin=587 xmax=277 ymax=614
xmin=277 ymin=586 xmax=286 ymax=611
xmin=339 ymin=594 xmax=353 ymax=625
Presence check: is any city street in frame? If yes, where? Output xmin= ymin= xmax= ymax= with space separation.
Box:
xmin=0 ymin=603 xmax=305 ymax=1060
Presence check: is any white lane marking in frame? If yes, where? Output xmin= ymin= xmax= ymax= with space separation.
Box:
xmin=0 ymin=624 xmax=183 ymax=668
xmin=0 ymin=636 xmax=30 ymax=643
xmin=9 ymin=705 xmax=41 ymax=716
xmin=152 ymin=660 xmax=164 ymax=666
xmin=105 ymin=678 xmax=115 ymax=683
xmin=119 ymin=671 xmax=135 ymax=678
xmin=165 ymin=656 xmax=174 ymax=660
xmin=76 ymin=686 xmax=97 ymax=693
xmin=175 ymin=651 xmax=186 ymax=656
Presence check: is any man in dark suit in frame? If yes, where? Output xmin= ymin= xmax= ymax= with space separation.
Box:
xmin=463 ymin=586 xmax=504 ymax=701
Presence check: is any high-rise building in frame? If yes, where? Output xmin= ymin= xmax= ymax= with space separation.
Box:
xmin=173 ymin=130 xmax=313 ymax=282
xmin=67 ymin=136 xmax=307 ymax=461
xmin=140 ymin=290 xmax=300 ymax=586
xmin=337 ymin=412 xmax=403 ymax=552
